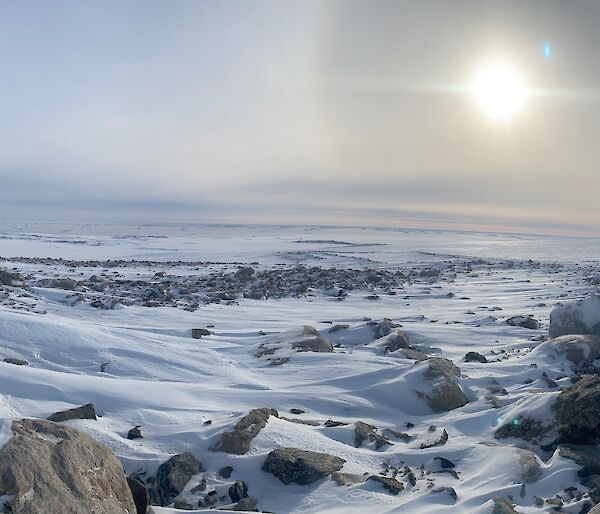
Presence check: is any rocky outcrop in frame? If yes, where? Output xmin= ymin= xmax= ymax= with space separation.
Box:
xmin=549 ymin=295 xmax=600 ymax=338
xmin=262 ymin=448 xmax=345 ymax=485
xmin=152 ymin=452 xmax=203 ymax=506
xmin=506 ymin=316 xmax=539 ymax=330
xmin=211 ymin=408 xmax=278 ymax=454
xmin=555 ymin=375 xmax=600 ymax=443
xmin=0 ymin=418 xmax=135 ymax=513
xmin=47 ymin=402 xmax=97 ymax=422
xmin=465 ymin=351 xmax=488 ymax=363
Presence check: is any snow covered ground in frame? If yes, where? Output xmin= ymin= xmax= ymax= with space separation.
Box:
xmin=0 ymin=222 xmax=599 ymax=513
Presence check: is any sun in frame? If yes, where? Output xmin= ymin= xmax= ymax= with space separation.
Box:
xmin=472 ymin=63 xmax=527 ymax=120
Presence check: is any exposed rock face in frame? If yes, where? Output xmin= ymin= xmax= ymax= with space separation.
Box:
xmin=421 ymin=358 xmax=469 ymax=412
xmin=47 ymin=402 xmax=97 ymax=422
xmin=153 ymin=452 xmax=203 ymax=506
xmin=549 ymin=295 xmax=600 ymax=338
xmin=506 ymin=316 xmax=539 ymax=330
xmin=354 ymin=421 xmax=392 ymax=449
xmin=539 ymin=334 xmax=600 ymax=367
xmin=0 ymin=419 xmax=136 ymax=513
xmin=211 ymin=408 xmax=278 ymax=455
xmin=127 ymin=476 xmax=149 ymax=514
xmin=262 ymin=448 xmax=345 ymax=485
xmin=555 ymin=375 xmax=600 ymax=443
xmin=517 ymin=449 xmax=542 ymax=483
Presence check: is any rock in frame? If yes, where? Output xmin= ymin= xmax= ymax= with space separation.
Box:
xmin=539 ymin=334 xmax=600 ymax=367
xmin=219 ymin=466 xmax=234 ymax=478
xmin=367 ymin=475 xmax=404 ymax=495
xmin=422 ymin=358 xmax=469 ymax=412
xmin=517 ymin=449 xmax=542 ymax=483
xmin=494 ymin=417 xmax=548 ymax=442
xmin=555 ymin=375 xmax=600 ymax=443
xmin=369 ymin=318 xmax=400 ymax=338
xmin=290 ymin=326 xmax=334 ymax=352
xmin=324 ymin=419 xmax=348 ymax=427
xmin=0 ymin=269 xmax=20 ymax=286
xmin=261 ymin=448 xmax=345 ymax=485
xmin=46 ymin=278 xmax=78 ymax=290
xmin=492 ymin=496 xmax=518 ymax=513
xmin=192 ymin=328 xmax=211 ymax=338
xmin=434 ymin=457 xmax=455 ymax=469
xmin=506 ymin=316 xmax=539 ymax=330
xmin=233 ymin=497 xmax=259 ymax=511
xmin=381 ymin=330 xmax=411 ymax=352
xmin=3 ymin=357 xmax=29 ymax=366
xmin=329 ymin=324 xmax=349 ymax=333
xmin=559 ymin=444 xmax=600 ymax=477
xmin=191 ymin=477 xmax=207 ymax=493
xmin=432 ymin=486 xmax=457 ymax=500
xmin=354 ymin=421 xmax=392 ymax=449
xmin=290 ymin=408 xmax=305 ymax=414
xmin=211 ymin=408 xmax=278 ymax=454
xmin=173 ymin=499 xmax=194 ymax=509
xmin=236 ymin=266 xmax=255 ymax=278
xmin=549 ymin=295 xmax=600 ymax=338
xmin=153 ymin=452 xmax=203 ymax=506
xmin=331 ymin=471 xmax=368 ymax=486
xmin=420 ymin=429 xmax=448 ymax=449
xmin=399 ymin=348 xmax=428 ymax=361
xmin=465 ymin=351 xmax=488 ymax=363
xmin=127 ymin=476 xmax=150 ymax=514
xmin=48 ymin=402 xmax=97 ymax=422
xmin=589 ymin=502 xmax=600 ymax=514
xmin=0 ymin=419 xmax=136 ymax=513
xmin=127 ymin=425 xmax=143 ymax=440
xmin=228 ymin=480 xmax=249 ymax=502
xmin=424 ymin=357 xmax=461 ymax=380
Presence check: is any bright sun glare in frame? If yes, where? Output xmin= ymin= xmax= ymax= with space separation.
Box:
xmin=472 ymin=63 xmax=527 ymax=120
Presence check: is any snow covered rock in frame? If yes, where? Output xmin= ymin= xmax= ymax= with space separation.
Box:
xmin=369 ymin=318 xmax=400 ymax=338
xmin=492 ymin=496 xmax=518 ymax=513
xmin=0 ymin=419 xmax=136 ymax=513
xmin=262 ymin=448 xmax=345 ymax=485
xmin=367 ymin=475 xmax=404 ymax=495
xmin=152 ymin=452 xmax=203 ymax=506
xmin=549 ymin=295 xmax=600 ymax=338
xmin=506 ymin=316 xmax=539 ymax=330
xmin=555 ymin=374 xmax=600 ymax=443
xmin=517 ymin=449 xmax=542 ymax=483
xmin=211 ymin=408 xmax=278 ymax=454
xmin=0 ymin=269 xmax=21 ymax=286
xmin=354 ymin=421 xmax=392 ymax=449
xmin=255 ymin=326 xmax=333 ymax=361
xmin=465 ymin=351 xmax=488 ymax=363
xmin=536 ymin=334 xmax=600 ymax=367
xmin=378 ymin=330 xmax=411 ymax=353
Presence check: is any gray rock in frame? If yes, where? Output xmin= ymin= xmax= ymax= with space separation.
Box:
xmin=424 ymin=357 xmax=461 ymax=380
xmin=219 ymin=466 xmax=233 ymax=478
xmin=127 ymin=476 xmax=149 ymax=514
xmin=233 ymin=497 xmax=259 ymax=511
xmin=506 ymin=316 xmax=539 ymax=330
xmin=549 ymin=295 xmax=600 ymax=338
xmin=0 ymin=419 xmax=136 ymax=513
xmin=545 ymin=335 xmax=600 ymax=366
xmin=48 ymin=402 xmax=97 ymax=422
xmin=261 ymin=448 xmax=345 ymax=485
xmin=0 ymin=269 xmax=20 ymax=286
xmin=428 ymin=381 xmax=469 ymax=412
xmin=494 ymin=417 xmax=548 ymax=442
xmin=432 ymin=486 xmax=457 ymax=501
xmin=153 ymin=452 xmax=203 ymax=506
xmin=291 ymin=326 xmax=334 ymax=352
xmin=191 ymin=328 xmax=211 ymax=338
xmin=555 ymin=375 xmax=600 ymax=443
xmin=369 ymin=319 xmax=400 ymax=338
xmin=211 ymin=408 xmax=278 ymax=455
xmin=367 ymin=475 xmax=404 ymax=495
xmin=354 ymin=421 xmax=392 ymax=449
xmin=465 ymin=351 xmax=488 ymax=363
xmin=3 ymin=357 xmax=29 ymax=366
xmin=382 ymin=330 xmax=411 ymax=353
xmin=331 ymin=471 xmax=368 ymax=486
xmin=127 ymin=425 xmax=143 ymax=440
xmin=517 ymin=449 xmax=542 ymax=483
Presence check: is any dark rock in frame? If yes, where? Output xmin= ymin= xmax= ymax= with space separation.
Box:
xmin=555 ymin=375 xmax=600 ymax=443
xmin=367 ymin=475 xmax=404 ymax=495
xmin=3 ymin=357 xmax=29 ymax=366
xmin=324 ymin=419 xmax=348 ymax=428
xmin=192 ymin=328 xmax=211 ymax=338
xmin=219 ymin=466 xmax=234 ymax=478
xmin=127 ymin=425 xmax=143 ymax=440
xmin=153 ymin=452 xmax=203 ymax=506
xmin=261 ymin=448 xmax=345 ymax=485
xmin=173 ymin=499 xmax=194 ymax=509
xmin=211 ymin=408 xmax=278 ymax=455
xmin=432 ymin=486 xmax=457 ymax=501
xmin=0 ymin=419 xmax=136 ymax=513
xmin=48 ymin=402 xmax=97 ymax=422
xmin=559 ymin=444 xmax=600 ymax=477
xmin=127 ymin=476 xmax=149 ymax=514
xmin=494 ymin=417 xmax=548 ymax=442
xmin=506 ymin=316 xmax=539 ymax=330
xmin=434 ymin=457 xmax=456 ymax=469
xmin=420 ymin=429 xmax=448 ymax=449
xmin=465 ymin=351 xmax=488 ymax=363
xmin=228 ymin=480 xmax=249 ymax=502
xmin=233 ymin=497 xmax=259 ymax=511
xmin=291 ymin=408 xmax=305 ymax=414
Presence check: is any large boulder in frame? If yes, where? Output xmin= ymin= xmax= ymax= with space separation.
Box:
xmin=127 ymin=476 xmax=149 ymax=514
xmin=555 ymin=375 xmax=600 ymax=443
xmin=152 ymin=452 xmax=203 ymax=506
xmin=262 ymin=448 xmax=345 ymax=485
xmin=422 ymin=358 xmax=469 ymax=412
xmin=549 ymin=295 xmax=600 ymax=338
xmin=211 ymin=408 xmax=278 ymax=454
xmin=537 ymin=334 xmax=600 ymax=367
xmin=517 ymin=449 xmax=542 ymax=483
xmin=506 ymin=316 xmax=539 ymax=330
xmin=0 ymin=418 xmax=136 ymax=513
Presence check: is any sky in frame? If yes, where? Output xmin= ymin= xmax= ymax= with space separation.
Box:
xmin=1 ymin=0 xmax=599 ymax=235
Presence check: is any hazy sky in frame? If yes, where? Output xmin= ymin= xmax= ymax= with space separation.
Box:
xmin=1 ymin=1 xmax=599 ymax=235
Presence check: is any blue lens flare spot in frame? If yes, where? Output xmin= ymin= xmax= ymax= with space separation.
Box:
xmin=543 ymin=42 xmax=552 ymax=59
xmin=513 ymin=418 xmax=520 ymax=425
xmin=497 ymin=417 xmax=503 ymax=425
